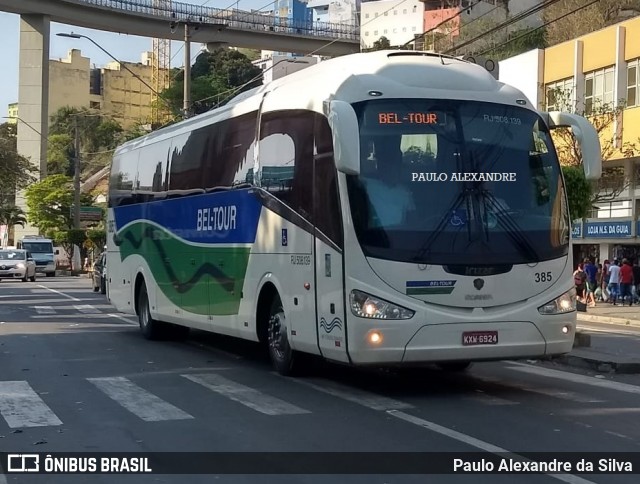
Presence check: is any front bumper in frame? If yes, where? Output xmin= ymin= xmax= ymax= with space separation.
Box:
xmin=35 ymin=263 xmax=55 ymax=274
xmin=0 ymin=269 xmax=26 ymax=279
xmin=346 ymin=316 xmax=576 ymax=365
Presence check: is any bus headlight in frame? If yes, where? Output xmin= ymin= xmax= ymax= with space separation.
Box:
xmin=538 ymin=288 xmax=576 ymax=315
xmin=349 ymin=290 xmax=415 ymax=320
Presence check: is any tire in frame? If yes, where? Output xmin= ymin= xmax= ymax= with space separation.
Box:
xmin=137 ymin=283 xmax=164 ymax=340
xmin=437 ymin=362 xmax=472 ymax=372
xmin=267 ymin=295 xmax=301 ymax=376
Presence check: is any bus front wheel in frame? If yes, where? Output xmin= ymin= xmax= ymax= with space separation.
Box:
xmin=137 ymin=283 xmax=163 ymax=340
xmin=437 ymin=362 xmax=472 ymax=372
xmin=267 ymin=296 xmax=299 ymax=376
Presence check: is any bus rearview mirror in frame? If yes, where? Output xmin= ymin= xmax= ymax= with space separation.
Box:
xmin=328 ymin=100 xmax=360 ymax=175
xmin=544 ymin=111 xmax=602 ymax=180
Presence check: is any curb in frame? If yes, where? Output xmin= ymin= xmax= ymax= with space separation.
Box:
xmin=577 ymin=313 xmax=640 ymax=328
xmin=556 ymin=352 xmax=640 ymax=374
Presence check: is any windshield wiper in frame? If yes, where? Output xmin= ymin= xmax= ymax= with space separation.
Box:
xmin=482 ymin=190 xmax=539 ymax=261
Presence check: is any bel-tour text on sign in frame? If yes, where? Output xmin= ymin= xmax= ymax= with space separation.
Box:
xmin=196 ymin=205 xmax=237 ymax=232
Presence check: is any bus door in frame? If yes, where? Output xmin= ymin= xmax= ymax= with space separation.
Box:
xmin=313 ymin=115 xmax=349 ymax=363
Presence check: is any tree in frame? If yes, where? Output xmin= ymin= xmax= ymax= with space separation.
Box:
xmin=53 ymin=229 xmax=87 ymax=268
xmin=561 ymin=166 xmax=592 ymax=220
xmin=0 ymin=205 xmax=27 ymax=246
xmin=24 ymin=174 xmax=94 ymax=233
xmin=47 ymin=133 xmax=74 ymax=176
xmin=0 ymin=122 xmax=36 ymax=205
xmin=161 ymin=49 xmax=263 ymax=117
xmin=544 ymin=0 xmax=640 ymax=47
xmin=85 ymin=228 xmax=106 ymax=252
xmin=371 ymin=36 xmax=392 ymax=51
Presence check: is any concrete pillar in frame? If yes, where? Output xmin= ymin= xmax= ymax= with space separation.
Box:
xmin=573 ymin=40 xmax=584 ymax=112
xmin=15 ymin=14 xmax=50 ymax=240
xmin=614 ymin=26 xmax=626 ymax=149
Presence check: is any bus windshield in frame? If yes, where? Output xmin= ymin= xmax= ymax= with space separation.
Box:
xmin=347 ymin=99 xmax=569 ymax=266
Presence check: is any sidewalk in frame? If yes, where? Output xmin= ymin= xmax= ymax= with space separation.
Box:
xmin=562 ymin=303 xmax=640 ymax=373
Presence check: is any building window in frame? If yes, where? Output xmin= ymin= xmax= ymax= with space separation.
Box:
xmin=394 ymin=10 xmax=397 ymax=15
xmin=403 ymin=9 xmax=407 ymax=14
xmin=545 ymin=78 xmax=574 ymax=111
xmin=375 ymin=12 xmax=379 ymax=17
xmin=374 ymin=30 xmax=378 ymax=35
xmin=90 ymin=101 xmax=101 ymax=109
xmin=384 ymin=11 xmax=388 ymax=16
xmin=589 ymin=200 xmax=632 ymax=219
xmin=402 ymin=27 xmax=407 ymax=32
xmin=584 ymin=66 xmax=615 ymax=114
xmin=628 ymin=58 xmax=639 ymax=107
xmin=365 ymin=31 xmax=369 ymax=36
xmin=412 ymin=26 xmax=417 ymax=31
xmin=383 ymin=29 xmax=388 ymax=34
xmin=365 ymin=13 xmax=369 ymax=19
xmin=393 ymin=28 xmax=397 ymax=33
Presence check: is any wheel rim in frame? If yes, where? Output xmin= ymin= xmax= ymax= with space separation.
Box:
xmin=268 ymin=310 xmax=287 ymax=361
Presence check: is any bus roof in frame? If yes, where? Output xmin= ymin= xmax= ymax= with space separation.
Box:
xmin=115 ymin=50 xmax=531 ymax=155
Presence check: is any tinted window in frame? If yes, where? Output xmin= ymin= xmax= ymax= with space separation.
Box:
xmin=135 ymin=140 xmax=171 ymax=201
xmin=109 ymin=150 xmax=138 ymax=207
xmin=313 ymin=114 xmax=342 ymax=247
xmin=168 ymin=131 xmax=207 ymax=191
xmin=259 ymin=110 xmax=314 ymax=220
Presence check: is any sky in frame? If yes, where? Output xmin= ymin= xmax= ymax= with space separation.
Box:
xmin=0 ymin=0 xmax=273 ymax=119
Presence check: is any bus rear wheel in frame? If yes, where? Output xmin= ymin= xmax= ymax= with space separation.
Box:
xmin=267 ymin=296 xmax=300 ymax=376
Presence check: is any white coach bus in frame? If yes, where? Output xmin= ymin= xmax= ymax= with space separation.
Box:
xmin=106 ymin=50 xmax=601 ymax=375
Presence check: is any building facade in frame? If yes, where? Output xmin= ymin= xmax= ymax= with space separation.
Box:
xmin=253 ymin=52 xmax=320 ymax=84
xmin=360 ymin=0 xmax=424 ymax=48
xmin=8 ymin=49 xmax=166 ymax=131
xmin=499 ymin=16 xmax=640 ymax=266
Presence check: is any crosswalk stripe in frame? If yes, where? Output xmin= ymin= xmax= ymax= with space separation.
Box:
xmin=88 ymin=377 xmax=193 ymax=422
xmin=0 ymin=381 xmax=63 ymax=428
xmin=74 ymin=304 xmax=101 ymax=314
xmin=288 ymin=377 xmax=413 ymax=411
xmin=475 ymin=375 xmax=604 ymax=403
xmin=183 ymin=373 xmax=310 ymax=415
xmin=33 ymin=306 xmax=55 ymax=314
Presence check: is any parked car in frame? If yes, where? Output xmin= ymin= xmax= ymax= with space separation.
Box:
xmin=92 ymin=252 xmax=107 ymax=294
xmin=0 ymin=249 xmax=37 ymax=282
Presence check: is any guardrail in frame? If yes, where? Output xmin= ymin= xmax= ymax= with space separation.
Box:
xmin=64 ymin=0 xmax=360 ymax=40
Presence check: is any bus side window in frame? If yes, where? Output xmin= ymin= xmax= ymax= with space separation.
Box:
xmin=259 ymin=110 xmax=314 ymax=220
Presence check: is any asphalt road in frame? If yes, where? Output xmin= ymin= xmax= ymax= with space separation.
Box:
xmin=0 ymin=277 xmax=639 ymax=484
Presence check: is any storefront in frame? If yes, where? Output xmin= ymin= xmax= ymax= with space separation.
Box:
xmin=572 ymin=220 xmax=640 ymax=265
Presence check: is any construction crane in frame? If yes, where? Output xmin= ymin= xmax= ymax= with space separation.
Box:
xmin=152 ymin=0 xmax=172 ymax=125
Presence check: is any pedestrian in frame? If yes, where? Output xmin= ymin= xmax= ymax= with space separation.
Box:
xmin=608 ymin=260 xmax=621 ymax=305
xmin=620 ymin=258 xmax=633 ymax=306
xmin=583 ymin=258 xmax=597 ymax=307
xmin=633 ymin=260 xmax=640 ymax=303
xmin=573 ymin=263 xmax=587 ymax=304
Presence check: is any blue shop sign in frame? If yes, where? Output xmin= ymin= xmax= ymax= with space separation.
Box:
xmin=571 ymin=223 xmax=582 ymax=238
xmin=584 ymin=221 xmax=632 ymax=238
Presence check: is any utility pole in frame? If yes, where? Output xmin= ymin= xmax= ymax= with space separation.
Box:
xmin=183 ymin=22 xmax=192 ymax=118
xmin=73 ymin=117 xmax=81 ymax=230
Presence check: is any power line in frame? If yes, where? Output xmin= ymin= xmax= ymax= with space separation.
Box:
xmin=478 ymin=0 xmax=600 ymax=57
xmin=443 ymin=0 xmax=563 ymax=55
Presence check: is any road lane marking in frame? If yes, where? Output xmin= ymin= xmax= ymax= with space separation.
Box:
xmin=0 ymin=381 xmax=63 ymax=428
xmin=74 ymin=304 xmax=101 ymax=314
xmin=183 ymin=373 xmax=310 ymax=415
xmin=33 ymin=306 xmax=55 ymax=315
xmin=287 ymin=376 xmax=413 ymax=411
xmin=36 ymin=285 xmax=81 ymax=302
xmin=475 ymin=376 xmax=604 ymax=404
xmin=108 ymin=313 xmax=139 ymax=326
xmin=388 ymin=410 xmax=596 ymax=484
xmin=88 ymin=376 xmax=193 ymax=422
xmin=507 ymin=363 xmax=640 ymax=395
